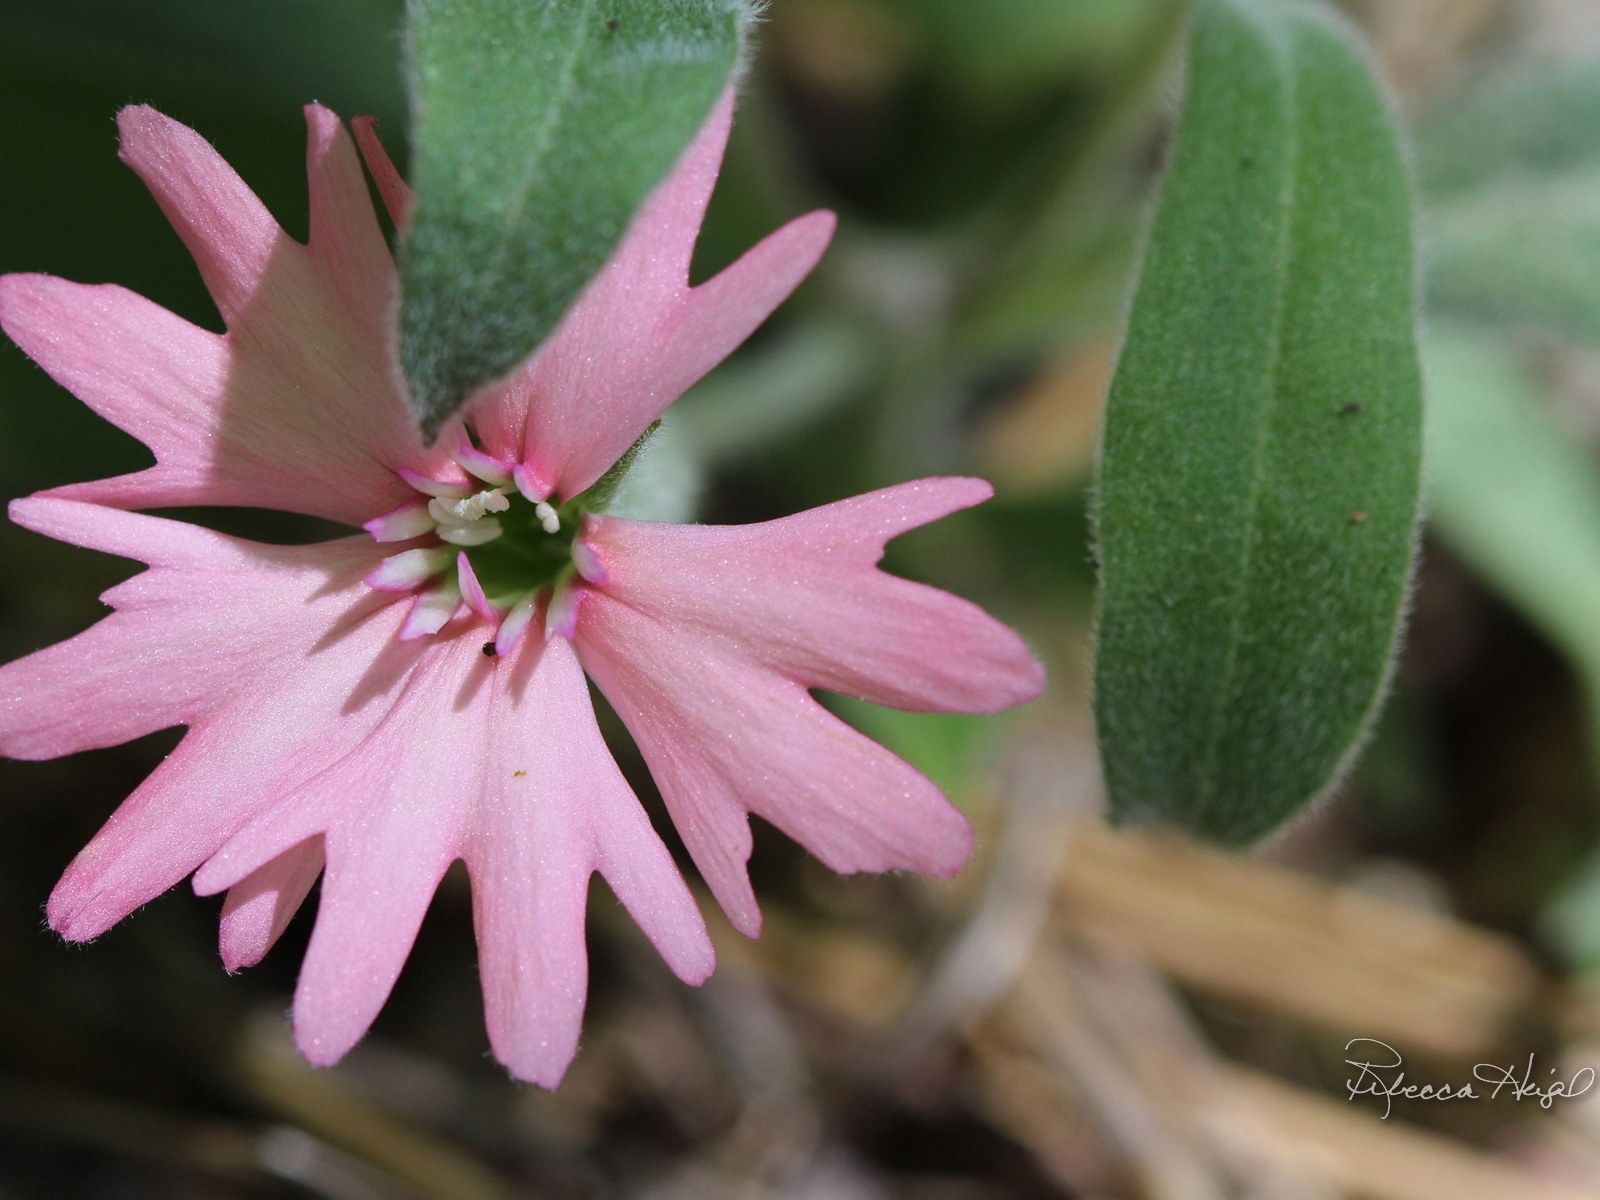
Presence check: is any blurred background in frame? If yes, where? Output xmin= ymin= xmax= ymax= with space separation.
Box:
xmin=5 ymin=0 xmax=1600 ymax=1195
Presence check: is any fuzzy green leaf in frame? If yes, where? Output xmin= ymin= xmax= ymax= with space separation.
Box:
xmin=400 ymin=0 xmax=742 ymax=436
xmin=1092 ymin=0 xmax=1422 ymax=843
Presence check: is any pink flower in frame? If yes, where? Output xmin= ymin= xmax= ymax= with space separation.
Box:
xmin=0 ymin=93 xmax=1045 ymax=1085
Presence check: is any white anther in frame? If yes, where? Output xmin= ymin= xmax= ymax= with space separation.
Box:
xmin=438 ymin=517 xmax=504 ymax=546
xmin=429 ymin=488 xmax=510 ymax=526
xmin=535 ymin=500 xmax=561 ymax=535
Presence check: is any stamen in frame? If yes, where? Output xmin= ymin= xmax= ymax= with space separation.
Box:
xmin=495 ymin=593 xmax=539 ymax=657
xmin=365 ymin=546 xmax=453 ymax=591
xmin=429 ymin=489 xmax=511 ymax=526
xmin=364 ymin=498 xmax=437 ymax=543
xmin=437 ymin=518 xmax=504 ymax=547
xmin=374 ymin=460 xmax=581 ymax=645
xmin=399 ymin=579 xmax=462 ymax=640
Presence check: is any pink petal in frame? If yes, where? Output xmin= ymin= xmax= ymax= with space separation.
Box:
xmin=0 ymin=274 xmax=408 ymax=524
xmin=0 ymin=499 xmax=396 ymax=760
xmin=466 ymin=637 xmax=712 ymax=1086
xmin=115 ymin=104 xmax=280 ymax=326
xmin=581 ymin=478 xmax=1045 ymax=712
xmin=45 ymin=605 xmax=416 ymax=943
xmin=196 ymin=634 xmax=493 ymax=1066
xmin=302 ymin=104 xmax=407 ymax=382
xmin=575 ymin=595 xmax=975 ymax=937
xmin=10 ymin=502 xmax=418 ymax=943
xmin=218 ymin=838 xmax=326 ymax=971
xmin=351 ymin=116 xmax=413 ymax=228
xmin=469 ymin=89 xmax=836 ymax=499
xmin=2 ymin=105 xmax=449 ymax=524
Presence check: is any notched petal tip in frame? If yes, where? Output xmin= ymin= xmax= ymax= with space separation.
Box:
xmin=45 ymin=883 xmax=118 ymax=946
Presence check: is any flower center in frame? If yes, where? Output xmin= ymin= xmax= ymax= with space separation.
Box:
xmin=455 ymin=488 xmax=578 ymax=605
xmin=363 ymin=448 xmax=586 ymax=651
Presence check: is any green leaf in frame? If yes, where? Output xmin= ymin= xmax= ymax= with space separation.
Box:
xmin=603 ymin=415 xmax=703 ymax=523
xmin=399 ymin=0 xmax=742 ymax=436
xmin=1092 ymin=0 xmax=1423 ymax=844
xmin=578 ymin=420 xmax=660 ymax=514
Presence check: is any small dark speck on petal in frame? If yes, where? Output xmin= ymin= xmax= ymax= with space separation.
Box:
xmin=514 ymin=769 xmax=527 ymax=778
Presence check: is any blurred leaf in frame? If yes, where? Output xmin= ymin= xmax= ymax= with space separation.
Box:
xmin=826 ymin=696 xmax=994 ymax=801
xmin=957 ymin=216 xmax=1140 ymax=355
xmin=399 ymin=0 xmax=742 ymax=436
xmin=883 ymin=0 xmax=1180 ymax=102
xmin=1425 ymin=170 xmax=1600 ymax=344
xmin=1423 ymin=328 xmax=1600 ymax=721
xmin=673 ymin=319 xmax=871 ymax=461
xmin=1417 ymin=59 xmax=1600 ymax=197
xmin=1093 ymin=0 xmax=1422 ymax=843
xmin=1546 ymin=847 xmax=1600 ymax=972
